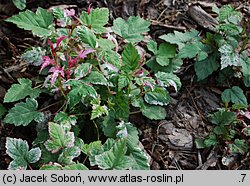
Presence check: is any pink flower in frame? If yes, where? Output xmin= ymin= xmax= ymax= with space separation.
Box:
xmin=77 ymin=49 xmax=95 ymax=59
xmin=87 ymin=4 xmax=92 ymax=15
xmin=40 ymin=56 xmax=55 ymax=73
xmin=64 ymin=9 xmax=75 ymax=17
xmin=49 ymin=66 xmax=65 ymax=85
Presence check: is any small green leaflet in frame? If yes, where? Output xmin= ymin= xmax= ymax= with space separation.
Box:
xmin=6 ymin=137 xmax=41 ymax=170
xmin=12 ymin=0 xmax=26 ymax=10
xmin=221 ymin=86 xmax=248 ymax=105
xmin=110 ymin=93 xmax=130 ymax=120
xmin=0 ymin=104 xmax=7 ymax=119
xmin=54 ymin=111 xmax=77 ymax=130
xmin=218 ymin=5 xmax=242 ymax=24
xmin=90 ymin=99 xmax=108 ymax=120
xmin=147 ymin=40 xmax=158 ymax=55
xmin=58 ymin=146 xmax=81 ymax=165
xmin=82 ymin=71 xmax=108 ymax=86
xmin=118 ymin=74 xmax=131 ymax=91
xmin=66 ymin=80 xmax=98 ymax=108
xmin=112 ymin=16 xmax=150 ymax=43
xmin=5 ymin=7 xmax=53 ymax=37
xmin=209 ymin=109 xmax=236 ymax=125
xmin=159 ymin=29 xmax=200 ymax=49
xmin=204 ymin=133 xmax=218 ymax=147
xmin=95 ymin=139 xmax=132 ymax=170
xmin=80 ymin=8 xmax=109 ymax=33
xmin=229 ymin=139 xmax=248 ymax=155
xmin=77 ymin=26 xmax=97 ymax=48
xmin=21 ymin=47 xmax=46 ymax=66
xmin=194 ymin=52 xmax=220 ymax=81
xmin=45 ymin=122 xmax=75 ymax=153
xmin=155 ymin=72 xmax=181 ymax=92
xmin=4 ymin=78 xmax=40 ymax=103
xmin=144 ymin=87 xmax=170 ymax=106
xmin=122 ymin=43 xmax=140 ymax=72
xmin=219 ymin=44 xmax=240 ymax=69
xmin=156 ymin=43 xmax=176 ymax=66
xmin=97 ymin=38 xmax=115 ymax=51
xmin=81 ymin=141 xmax=103 ymax=166
xmin=4 ymin=98 xmax=44 ymax=126
xmin=52 ymin=8 xmax=71 ymax=27
xmin=74 ymin=63 xmax=92 ymax=79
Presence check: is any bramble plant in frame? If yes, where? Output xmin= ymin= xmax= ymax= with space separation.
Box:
xmin=2 ymin=5 xmax=181 ymax=170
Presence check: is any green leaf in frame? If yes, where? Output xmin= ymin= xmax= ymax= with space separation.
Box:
xmin=54 ymin=111 xmax=77 ymax=130
xmin=118 ymin=74 xmax=131 ymax=91
xmin=195 ymin=138 xmax=206 ymax=149
xmin=4 ymin=98 xmax=44 ymax=126
xmin=219 ymin=44 xmax=240 ymax=69
xmin=112 ymin=16 xmax=150 ymax=43
xmin=210 ymin=109 xmax=236 ymax=125
xmin=147 ymin=40 xmax=158 ymax=55
xmin=74 ymin=63 xmax=92 ymax=79
xmin=102 ymin=115 xmax=117 ymax=138
xmin=155 ymin=72 xmax=181 ymax=92
xmin=21 ymin=47 xmax=46 ymax=66
xmin=77 ymin=26 xmax=97 ymax=48
xmin=116 ymin=122 xmax=150 ymax=170
xmin=243 ymin=126 xmax=250 ymax=136
xmin=218 ymin=5 xmax=242 ymax=24
xmin=5 ymin=7 xmax=53 ymax=37
xmin=204 ymin=133 xmax=217 ymax=147
xmin=6 ymin=137 xmax=41 ymax=170
xmin=177 ymin=43 xmax=201 ymax=59
xmin=45 ymin=122 xmax=75 ymax=153
xmin=0 ymin=104 xmax=7 ymax=119
xmin=111 ymin=93 xmax=130 ymax=120
xmin=156 ymin=43 xmax=176 ymax=66
xmin=122 ymin=43 xmax=140 ymax=72
xmin=194 ymin=52 xmax=220 ymax=81
xmin=144 ymin=87 xmax=170 ymax=106
xmin=160 ymin=29 xmax=200 ymax=49
xmin=81 ymin=141 xmax=103 ymax=166
xmin=4 ymin=78 xmax=40 ymax=103
xmin=40 ymin=164 xmax=62 ymax=170
xmin=58 ymin=147 xmax=81 ymax=165
xmin=67 ymin=80 xmax=98 ymax=108
xmin=101 ymin=50 xmax=121 ymax=68
xmin=97 ymin=38 xmax=115 ymax=51
xmin=91 ymin=99 xmax=108 ymax=120
xmin=95 ymin=139 xmax=132 ymax=170
xmin=12 ymin=0 xmax=26 ymax=10
xmin=229 ymin=139 xmax=248 ymax=155
xmin=80 ymin=8 xmax=109 ymax=33
xmin=82 ymin=71 xmax=108 ymax=85
xmin=63 ymin=163 xmax=88 ymax=170
xmin=221 ymin=86 xmax=248 ymax=105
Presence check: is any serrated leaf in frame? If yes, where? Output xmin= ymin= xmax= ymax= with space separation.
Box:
xmin=204 ymin=133 xmax=217 ymax=147
xmin=160 ymin=29 xmax=200 ymax=49
xmin=6 ymin=137 xmax=41 ymax=170
xmin=80 ymin=8 xmax=109 ymax=33
xmin=54 ymin=111 xmax=77 ymax=130
xmin=95 ymin=139 xmax=132 ymax=170
xmin=21 ymin=47 xmax=46 ymax=66
xmin=77 ymin=26 xmax=96 ymax=48
xmin=155 ymin=72 xmax=181 ymax=92
xmin=82 ymin=71 xmax=108 ymax=85
xmin=101 ymin=50 xmax=121 ymax=68
xmin=122 ymin=43 xmax=140 ymax=72
xmin=118 ymin=74 xmax=131 ymax=91
xmin=194 ymin=52 xmax=220 ymax=81
xmin=4 ymin=98 xmax=44 ymax=126
xmin=218 ymin=5 xmax=242 ymax=24
xmin=221 ymin=86 xmax=248 ymax=105
xmin=210 ymin=109 xmax=236 ymax=125
xmin=5 ymin=7 xmax=53 ymax=37
xmin=0 ymin=104 xmax=7 ymax=119
xmin=177 ymin=43 xmax=201 ymax=59
xmin=144 ymin=87 xmax=170 ymax=106
xmin=219 ymin=44 xmax=241 ymax=69
xmin=91 ymin=100 xmax=108 ymax=120
xmin=12 ymin=0 xmax=26 ymax=10
xmin=111 ymin=93 xmax=130 ymax=120
xmin=4 ymin=78 xmax=40 ymax=102
xmin=229 ymin=139 xmax=248 ymax=155
xmin=63 ymin=163 xmax=88 ymax=170
xmin=98 ymin=38 xmax=115 ymax=51
xmin=81 ymin=141 xmax=103 ymax=166
xmin=129 ymin=147 xmax=149 ymax=170
xmin=45 ymin=122 xmax=75 ymax=153
xmin=147 ymin=40 xmax=158 ymax=55
xmin=74 ymin=63 xmax=92 ymax=79
xmin=58 ymin=146 xmax=81 ymax=165
xmin=112 ymin=16 xmax=150 ymax=43
xmin=67 ymin=80 xmax=98 ymax=108
xmin=243 ymin=126 xmax=250 ymax=136
xmin=156 ymin=43 xmax=176 ymax=66
xmin=102 ymin=115 xmax=117 ymax=138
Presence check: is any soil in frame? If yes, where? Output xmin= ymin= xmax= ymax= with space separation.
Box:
xmin=0 ymin=0 xmax=250 ymax=170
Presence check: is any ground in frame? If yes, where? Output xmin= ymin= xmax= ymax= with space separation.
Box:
xmin=0 ymin=0 xmax=250 ymax=170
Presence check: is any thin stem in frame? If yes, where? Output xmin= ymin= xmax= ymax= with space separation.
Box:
xmin=92 ymin=120 xmax=100 ymax=141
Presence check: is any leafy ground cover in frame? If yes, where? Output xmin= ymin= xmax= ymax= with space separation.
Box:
xmin=0 ymin=0 xmax=250 ymax=170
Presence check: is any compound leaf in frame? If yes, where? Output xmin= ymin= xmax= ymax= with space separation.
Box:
xmin=112 ymin=16 xmax=150 ymax=43
xmin=122 ymin=43 xmax=140 ymax=72
xmin=4 ymin=98 xmax=44 ymax=126
xmin=221 ymin=86 xmax=248 ymax=105
xmin=5 ymin=7 xmax=53 ymax=37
